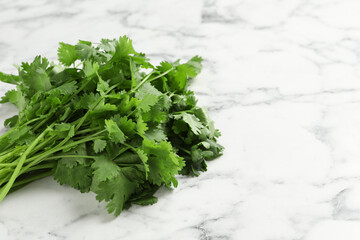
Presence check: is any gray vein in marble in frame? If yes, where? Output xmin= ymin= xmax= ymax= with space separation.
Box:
xmin=0 ymin=12 xmax=78 ymax=25
xmin=2 ymin=0 xmax=360 ymax=239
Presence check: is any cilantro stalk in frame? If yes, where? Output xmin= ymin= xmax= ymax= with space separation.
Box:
xmin=0 ymin=36 xmax=223 ymax=216
xmin=0 ymin=124 xmax=54 ymax=201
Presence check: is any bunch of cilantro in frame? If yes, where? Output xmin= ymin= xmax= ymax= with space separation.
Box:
xmin=0 ymin=36 xmax=223 ymax=216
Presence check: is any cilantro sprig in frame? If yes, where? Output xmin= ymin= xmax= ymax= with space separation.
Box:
xmin=0 ymin=36 xmax=223 ymax=216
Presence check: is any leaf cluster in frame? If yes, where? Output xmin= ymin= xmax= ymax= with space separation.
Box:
xmin=0 ymin=36 xmax=223 ymax=216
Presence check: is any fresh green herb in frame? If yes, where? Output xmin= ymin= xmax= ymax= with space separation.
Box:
xmin=0 ymin=36 xmax=223 ymax=216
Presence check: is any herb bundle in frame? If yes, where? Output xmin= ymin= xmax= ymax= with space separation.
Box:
xmin=0 ymin=36 xmax=223 ymax=216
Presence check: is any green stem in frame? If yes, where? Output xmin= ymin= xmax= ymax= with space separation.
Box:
xmin=29 ymin=135 xmax=58 ymax=157
xmin=131 ymin=67 xmax=174 ymax=93
xmin=44 ymin=155 xmax=96 ymax=161
xmin=20 ymin=131 xmax=105 ymax=173
xmin=171 ymin=110 xmax=192 ymax=115
xmin=6 ymin=135 xmax=58 ymax=168
xmin=76 ymin=127 xmax=100 ymax=135
xmin=0 ymin=148 xmax=14 ymax=157
xmin=12 ymin=171 xmax=52 ymax=189
xmin=75 ymin=62 xmax=83 ymax=69
xmin=0 ymin=124 xmax=53 ymax=202
xmin=24 ymin=163 xmax=56 ymax=173
xmin=117 ymin=163 xmax=142 ymax=167
xmin=131 ymin=70 xmax=154 ymax=92
xmin=0 ymin=168 xmax=12 ymax=176
xmin=110 ymin=147 xmax=130 ymax=161
xmin=32 ymin=116 xmax=51 ymax=132
xmin=22 ymin=117 xmax=42 ymax=126
xmin=0 ymin=162 xmax=17 ymax=167
xmin=0 ymin=146 xmax=25 ymax=163
xmin=178 ymin=146 xmax=191 ymax=155
xmin=0 ymin=173 xmax=10 ymax=187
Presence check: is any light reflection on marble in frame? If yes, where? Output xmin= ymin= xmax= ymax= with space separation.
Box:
xmin=1 ymin=0 xmax=360 ymax=239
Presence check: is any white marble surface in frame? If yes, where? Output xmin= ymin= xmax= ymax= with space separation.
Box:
xmin=1 ymin=0 xmax=360 ymax=239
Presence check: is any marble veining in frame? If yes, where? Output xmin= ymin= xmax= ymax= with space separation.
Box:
xmin=1 ymin=0 xmax=360 ymax=239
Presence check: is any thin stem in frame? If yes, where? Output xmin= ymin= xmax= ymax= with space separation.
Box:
xmin=24 ymin=163 xmax=56 ymax=173
xmin=74 ymin=83 xmax=121 ymax=132
xmin=44 ymin=155 xmax=96 ymax=161
xmin=29 ymin=135 xmax=58 ymax=158
xmin=22 ymin=117 xmax=42 ymax=126
xmin=76 ymin=127 xmax=100 ymax=135
xmin=126 ymin=109 xmax=136 ymax=118
xmin=75 ymin=62 xmax=83 ymax=69
xmin=131 ymin=70 xmax=154 ymax=92
xmin=0 ymin=124 xmax=53 ymax=202
xmin=0 ymin=162 xmax=17 ymax=167
xmin=117 ymin=163 xmax=142 ymax=167
xmin=170 ymin=110 xmax=192 ymax=115
xmin=0 ymin=173 xmax=10 ymax=187
xmin=131 ymin=67 xmax=174 ymax=93
xmin=110 ymin=147 xmax=130 ymax=161
xmin=178 ymin=146 xmax=191 ymax=155
xmin=0 ymin=147 xmax=25 ymax=163
xmin=0 ymin=148 xmax=14 ymax=157
xmin=32 ymin=116 xmax=51 ymax=132
xmin=12 ymin=171 xmax=52 ymax=188
xmin=0 ymin=168 xmax=12 ymax=176
xmin=20 ymin=131 xmax=105 ymax=173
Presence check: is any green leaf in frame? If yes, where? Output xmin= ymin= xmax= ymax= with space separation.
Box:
xmin=58 ymin=42 xmax=78 ymax=66
xmin=113 ymin=152 xmax=141 ymax=164
xmin=180 ymin=55 xmax=203 ymax=78
xmin=136 ymin=115 xmax=148 ymax=135
xmin=51 ymin=81 xmax=78 ymax=95
xmin=76 ymin=92 xmax=99 ymax=109
xmin=60 ymin=143 xmax=87 ymax=167
xmin=0 ymin=89 xmax=20 ymax=106
xmin=132 ymin=196 xmax=158 ymax=206
xmin=98 ymin=38 xmax=116 ymax=53
xmin=135 ymin=149 xmax=149 ymax=178
xmin=173 ymin=112 xmax=203 ymax=135
xmin=92 ymin=156 xmax=120 ymax=182
xmin=83 ymin=61 xmax=99 ymax=77
xmin=0 ymin=125 xmax=31 ymax=151
xmin=75 ymin=42 xmax=98 ymax=60
xmin=112 ymin=35 xmax=137 ymax=61
xmin=92 ymin=103 xmax=117 ymax=113
xmin=160 ymin=95 xmax=172 ymax=111
xmin=118 ymin=116 xmax=136 ymax=137
xmin=141 ymin=139 xmax=184 ymax=186
xmin=118 ymin=95 xmax=140 ymax=114
xmin=53 ymin=160 xmax=92 ymax=193
xmin=137 ymin=94 xmax=158 ymax=112
xmin=96 ymin=76 xmax=109 ymax=96
xmin=94 ymin=169 xmax=137 ymax=216
xmin=20 ymin=56 xmax=52 ymax=95
xmin=4 ymin=115 xmax=18 ymax=128
xmin=55 ymin=122 xmax=72 ymax=131
xmin=135 ymin=82 xmax=162 ymax=99
xmin=130 ymin=57 xmax=141 ymax=89
xmin=141 ymin=102 xmax=167 ymax=123
xmin=144 ymin=127 xmax=167 ymax=142
xmin=105 ymin=119 xmax=126 ymax=143
xmin=172 ymin=119 xmax=188 ymax=134
xmin=0 ymin=72 xmax=19 ymax=84
xmin=93 ymin=139 xmax=107 ymax=153
xmin=155 ymin=57 xmax=202 ymax=92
